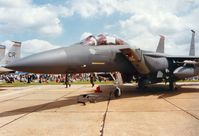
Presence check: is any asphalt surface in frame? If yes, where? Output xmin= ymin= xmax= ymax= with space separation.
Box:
xmin=0 ymin=83 xmax=199 ymax=136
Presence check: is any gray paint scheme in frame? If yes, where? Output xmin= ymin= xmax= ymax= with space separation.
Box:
xmin=0 ymin=41 xmax=21 ymax=66
xmin=156 ymin=35 xmax=165 ymax=53
xmin=144 ymin=56 xmax=168 ymax=72
xmin=0 ymin=41 xmax=21 ymax=73
xmin=0 ymin=45 xmax=6 ymax=62
xmin=6 ymin=44 xmax=133 ymax=74
xmin=0 ymin=45 xmax=6 ymax=49
xmin=174 ymin=66 xmax=199 ymax=79
xmin=5 ymin=34 xmax=199 ymax=90
xmin=189 ymin=30 xmax=195 ymax=56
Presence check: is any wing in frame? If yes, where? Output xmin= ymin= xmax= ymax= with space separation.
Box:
xmin=166 ymin=56 xmax=199 ymax=64
xmin=143 ymin=52 xmax=199 ymax=61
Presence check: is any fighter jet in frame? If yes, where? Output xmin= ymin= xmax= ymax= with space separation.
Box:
xmin=0 ymin=41 xmax=21 ymax=73
xmin=5 ymin=33 xmax=199 ymax=97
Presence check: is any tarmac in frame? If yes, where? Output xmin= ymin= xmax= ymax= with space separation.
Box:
xmin=0 ymin=82 xmax=199 ymax=136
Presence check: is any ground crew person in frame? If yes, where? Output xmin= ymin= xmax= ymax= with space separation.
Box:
xmin=65 ymin=74 xmax=71 ymax=88
xmin=89 ymin=73 xmax=95 ymax=87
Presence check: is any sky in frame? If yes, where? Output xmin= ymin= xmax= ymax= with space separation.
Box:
xmin=0 ymin=0 xmax=199 ymax=57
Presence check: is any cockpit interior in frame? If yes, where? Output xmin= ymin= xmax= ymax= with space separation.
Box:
xmin=82 ymin=34 xmax=126 ymax=46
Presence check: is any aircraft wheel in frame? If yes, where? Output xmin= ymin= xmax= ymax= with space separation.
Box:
xmin=169 ymin=81 xmax=176 ymax=91
xmin=137 ymin=80 xmax=145 ymax=90
xmin=114 ymin=87 xmax=121 ymax=97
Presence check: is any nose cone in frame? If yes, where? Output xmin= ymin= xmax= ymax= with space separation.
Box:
xmin=6 ymin=48 xmax=68 ymax=74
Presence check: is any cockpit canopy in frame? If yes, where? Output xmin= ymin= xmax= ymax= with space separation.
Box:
xmin=81 ymin=34 xmax=126 ymax=46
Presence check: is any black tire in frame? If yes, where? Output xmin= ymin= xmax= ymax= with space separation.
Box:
xmin=137 ymin=80 xmax=145 ymax=90
xmin=114 ymin=87 xmax=121 ymax=97
xmin=169 ymin=81 xmax=176 ymax=91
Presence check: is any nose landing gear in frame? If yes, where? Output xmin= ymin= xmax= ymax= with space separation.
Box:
xmin=169 ymin=80 xmax=176 ymax=91
xmin=114 ymin=87 xmax=121 ymax=97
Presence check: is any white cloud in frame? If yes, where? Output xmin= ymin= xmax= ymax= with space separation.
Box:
xmin=1 ymin=39 xmax=60 ymax=57
xmin=0 ymin=0 xmax=66 ymax=35
xmin=63 ymin=0 xmax=199 ymax=55
xmin=65 ymin=0 xmax=118 ymax=18
xmin=0 ymin=0 xmax=31 ymax=8
xmin=80 ymin=32 xmax=92 ymax=40
xmin=22 ymin=39 xmax=60 ymax=57
xmin=117 ymin=12 xmax=187 ymax=52
xmin=69 ymin=0 xmax=98 ymax=18
xmin=1 ymin=0 xmax=199 ymax=55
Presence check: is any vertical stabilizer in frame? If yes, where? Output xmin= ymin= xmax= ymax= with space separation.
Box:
xmin=189 ymin=30 xmax=195 ymax=56
xmin=0 ymin=45 xmax=6 ymax=62
xmin=1 ymin=41 xmax=21 ymax=65
xmin=156 ymin=35 xmax=165 ymax=53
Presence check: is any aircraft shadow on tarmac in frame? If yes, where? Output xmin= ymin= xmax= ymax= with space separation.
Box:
xmin=0 ymin=84 xmax=199 ymax=118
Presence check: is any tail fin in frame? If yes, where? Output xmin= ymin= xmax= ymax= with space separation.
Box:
xmin=156 ymin=35 xmax=165 ymax=53
xmin=1 ymin=41 xmax=21 ymax=65
xmin=189 ymin=30 xmax=195 ymax=56
xmin=0 ymin=45 xmax=6 ymax=62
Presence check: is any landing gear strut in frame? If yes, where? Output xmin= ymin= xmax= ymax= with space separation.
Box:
xmin=168 ymin=74 xmax=176 ymax=91
xmin=138 ymin=80 xmax=143 ymax=89
xmin=114 ymin=87 xmax=121 ymax=97
xmin=137 ymin=77 xmax=146 ymax=90
xmin=169 ymin=80 xmax=176 ymax=91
